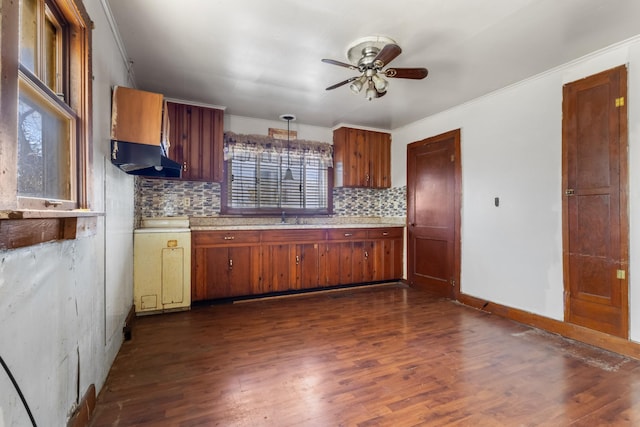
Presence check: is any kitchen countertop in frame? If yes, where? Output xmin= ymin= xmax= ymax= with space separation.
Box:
xmin=189 ymin=216 xmax=406 ymax=231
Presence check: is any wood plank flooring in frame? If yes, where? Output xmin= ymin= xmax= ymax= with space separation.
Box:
xmin=89 ymin=283 xmax=640 ymax=426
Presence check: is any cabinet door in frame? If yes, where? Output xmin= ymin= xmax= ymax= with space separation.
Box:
xmin=369 ymin=132 xmax=391 ymax=188
xmin=297 ymin=243 xmax=321 ymax=289
xmin=353 ymin=129 xmax=370 ymax=187
xmin=262 ymin=244 xmax=293 ymax=293
xmin=201 ymin=246 xmax=231 ymax=299
xmin=362 ymin=240 xmax=377 ymax=282
xmin=192 ymin=246 xmax=210 ymax=301
xmin=167 ymin=102 xmax=188 ymax=172
xmin=333 ymin=127 xmax=365 ymax=187
xmin=351 ymin=241 xmax=366 ymax=284
xmin=324 ymin=242 xmax=342 ymax=286
xmin=338 ymin=241 xmax=354 ymax=284
xmin=227 ymin=246 xmax=256 ymax=297
xmin=167 ymin=102 xmax=224 ymax=182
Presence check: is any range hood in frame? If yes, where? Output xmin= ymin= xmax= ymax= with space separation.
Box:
xmin=111 ymin=140 xmax=182 ymax=178
xmin=109 ymin=86 xmax=182 ymax=178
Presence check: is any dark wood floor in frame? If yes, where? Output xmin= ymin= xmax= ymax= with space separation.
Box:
xmin=90 ymin=283 xmax=640 ymax=426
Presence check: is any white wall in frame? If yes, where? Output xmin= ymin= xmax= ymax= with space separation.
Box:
xmin=225 ymin=114 xmax=333 ymax=143
xmin=0 ymin=0 xmax=134 ymax=425
xmin=393 ymin=36 xmax=640 ymax=342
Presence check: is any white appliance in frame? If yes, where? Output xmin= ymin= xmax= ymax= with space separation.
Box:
xmin=133 ymin=217 xmax=191 ymax=315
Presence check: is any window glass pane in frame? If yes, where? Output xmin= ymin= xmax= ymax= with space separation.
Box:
xmin=228 ymin=149 xmax=328 ymax=211
xmin=18 ymin=81 xmax=72 ymax=200
xmin=44 ymin=14 xmax=59 ymax=92
xmin=259 ymin=152 xmax=282 ymax=207
xmin=19 ymin=0 xmax=38 ymax=73
xmin=229 ymin=152 xmax=257 ymax=208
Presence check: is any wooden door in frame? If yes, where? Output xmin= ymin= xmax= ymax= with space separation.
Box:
xmin=407 ymin=129 xmax=461 ymax=298
xmin=562 ymin=65 xmax=628 ymax=338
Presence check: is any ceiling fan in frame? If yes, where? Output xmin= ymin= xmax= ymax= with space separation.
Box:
xmin=322 ymin=36 xmax=428 ymax=101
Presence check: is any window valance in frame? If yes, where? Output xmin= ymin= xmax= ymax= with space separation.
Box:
xmin=223 ymin=132 xmax=333 ymax=168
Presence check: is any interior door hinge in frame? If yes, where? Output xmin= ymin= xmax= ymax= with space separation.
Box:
xmin=450 ymin=154 xmax=455 ymax=162
xmin=615 ymin=97 xmax=625 ymax=107
xmin=617 ymin=269 xmax=626 ymax=280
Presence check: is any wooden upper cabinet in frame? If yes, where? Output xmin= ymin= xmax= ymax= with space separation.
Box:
xmin=166 ymin=102 xmax=224 ymax=182
xmin=111 ymin=86 xmax=163 ymax=146
xmin=333 ymin=127 xmax=391 ymax=188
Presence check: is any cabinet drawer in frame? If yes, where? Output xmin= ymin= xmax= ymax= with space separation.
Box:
xmin=261 ymin=229 xmax=326 ymax=243
xmin=367 ymin=227 xmax=403 ymax=239
xmin=327 ymin=228 xmax=369 ymax=240
xmin=192 ymin=230 xmax=260 ymax=245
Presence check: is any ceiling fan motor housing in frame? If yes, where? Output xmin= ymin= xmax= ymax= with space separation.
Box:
xmin=358 ymin=46 xmax=382 ymax=69
xmin=346 ymin=35 xmax=397 ymax=65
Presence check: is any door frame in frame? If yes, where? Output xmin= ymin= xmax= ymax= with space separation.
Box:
xmin=406 ymin=129 xmax=462 ymax=298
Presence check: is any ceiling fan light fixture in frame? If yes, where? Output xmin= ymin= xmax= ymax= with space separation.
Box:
xmin=349 ymin=75 xmax=367 ymax=94
xmin=365 ymin=81 xmax=376 ymax=101
xmin=372 ymin=73 xmax=388 ymax=92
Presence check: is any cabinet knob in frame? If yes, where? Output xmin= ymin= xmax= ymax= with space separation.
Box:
xmin=295 ymin=255 xmax=300 ymax=265
xmin=223 ymin=236 xmax=235 ymax=240
xmin=382 ymin=232 xmax=389 ymax=236
xmin=229 ymin=259 xmax=233 ymax=269
xmin=344 ymin=233 xmax=353 ymax=237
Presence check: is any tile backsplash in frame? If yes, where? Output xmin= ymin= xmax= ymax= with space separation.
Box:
xmin=136 ymin=177 xmax=406 ymax=219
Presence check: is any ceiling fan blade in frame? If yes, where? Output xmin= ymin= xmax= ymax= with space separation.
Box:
xmin=373 ymin=43 xmax=402 ymax=68
xmin=384 ymin=67 xmax=429 ymax=79
xmin=325 ymin=76 xmax=359 ymax=91
xmin=321 ymin=58 xmax=357 ymax=70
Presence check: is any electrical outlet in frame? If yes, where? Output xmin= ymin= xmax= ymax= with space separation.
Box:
xmin=183 ymin=197 xmax=190 ymax=207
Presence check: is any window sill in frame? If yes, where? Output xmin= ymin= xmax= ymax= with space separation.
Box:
xmin=0 ymin=210 xmax=103 ymax=250
xmin=0 ymin=209 xmax=103 ymax=219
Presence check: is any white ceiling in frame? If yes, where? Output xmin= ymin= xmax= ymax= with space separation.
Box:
xmin=105 ymin=0 xmax=640 ymax=130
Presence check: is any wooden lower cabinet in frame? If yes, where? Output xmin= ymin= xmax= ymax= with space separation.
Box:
xmin=191 ymin=227 xmax=403 ymax=301
xmin=192 ymin=245 xmax=260 ymax=300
